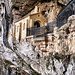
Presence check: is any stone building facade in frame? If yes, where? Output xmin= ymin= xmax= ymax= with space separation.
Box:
xmin=13 ymin=1 xmax=75 ymax=55
xmin=13 ymin=6 xmax=47 ymax=42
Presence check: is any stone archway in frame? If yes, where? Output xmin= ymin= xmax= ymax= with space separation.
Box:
xmin=34 ymin=21 xmax=40 ymax=27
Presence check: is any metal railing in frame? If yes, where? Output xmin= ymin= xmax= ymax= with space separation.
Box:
xmin=46 ymin=21 xmax=56 ymax=33
xmin=33 ymin=26 xmax=46 ymax=38
xmin=27 ymin=26 xmax=37 ymax=36
xmin=57 ymin=0 xmax=75 ymax=28
xmin=27 ymin=21 xmax=57 ymax=38
xmin=27 ymin=1 xmax=75 ymax=38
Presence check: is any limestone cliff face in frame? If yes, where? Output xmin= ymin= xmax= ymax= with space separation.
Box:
xmin=58 ymin=0 xmax=71 ymax=5
xmin=11 ymin=0 xmax=71 ymax=22
xmin=12 ymin=0 xmax=64 ymax=22
xmin=0 ymin=0 xmax=75 ymax=75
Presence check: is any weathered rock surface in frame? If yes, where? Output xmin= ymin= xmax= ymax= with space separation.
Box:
xmin=11 ymin=0 xmax=71 ymax=22
xmin=53 ymin=15 xmax=75 ymax=54
xmin=58 ymin=0 xmax=71 ymax=5
xmin=0 ymin=0 xmax=75 ymax=75
xmin=12 ymin=0 xmax=64 ymax=22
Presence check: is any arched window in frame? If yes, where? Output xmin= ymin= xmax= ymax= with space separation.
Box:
xmin=34 ymin=21 xmax=40 ymax=27
xmin=38 ymin=7 xmax=39 ymax=12
xmin=23 ymin=23 xmax=25 ymax=30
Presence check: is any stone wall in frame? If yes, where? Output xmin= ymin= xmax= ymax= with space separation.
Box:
xmin=0 ymin=0 xmax=75 ymax=75
xmin=58 ymin=0 xmax=71 ymax=5
xmin=33 ymin=15 xmax=75 ymax=55
xmin=53 ymin=15 xmax=75 ymax=54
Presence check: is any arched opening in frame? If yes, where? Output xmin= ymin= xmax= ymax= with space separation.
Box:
xmin=34 ymin=21 xmax=40 ymax=28
xmin=38 ymin=7 xmax=39 ymax=12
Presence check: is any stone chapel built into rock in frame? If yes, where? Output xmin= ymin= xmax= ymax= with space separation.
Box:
xmin=13 ymin=6 xmax=47 ymax=42
xmin=13 ymin=0 xmax=75 ymax=54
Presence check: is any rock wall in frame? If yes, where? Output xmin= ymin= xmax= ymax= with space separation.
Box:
xmin=12 ymin=0 xmax=71 ymax=22
xmin=12 ymin=0 xmax=64 ymax=22
xmin=33 ymin=15 xmax=75 ymax=55
xmin=58 ymin=0 xmax=71 ymax=5
xmin=14 ymin=38 xmax=75 ymax=75
xmin=0 ymin=0 xmax=75 ymax=75
xmin=13 ymin=15 xmax=75 ymax=75
xmin=53 ymin=15 xmax=75 ymax=54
